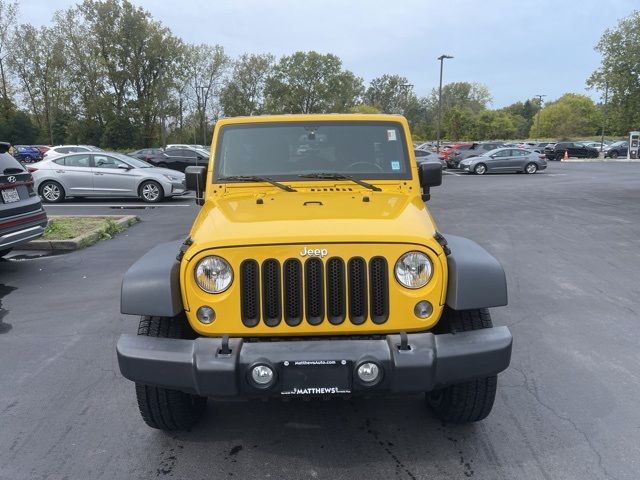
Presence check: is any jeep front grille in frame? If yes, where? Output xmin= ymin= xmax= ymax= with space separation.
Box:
xmin=240 ymin=257 xmax=389 ymax=327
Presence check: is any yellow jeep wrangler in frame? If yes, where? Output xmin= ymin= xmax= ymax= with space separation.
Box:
xmin=117 ymin=114 xmax=512 ymax=431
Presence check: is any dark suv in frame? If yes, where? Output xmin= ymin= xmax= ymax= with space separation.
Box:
xmin=0 ymin=143 xmax=48 ymax=257
xmin=545 ymin=142 xmax=599 ymax=161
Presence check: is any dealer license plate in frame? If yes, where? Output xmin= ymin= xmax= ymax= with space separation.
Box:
xmin=1 ymin=188 xmax=20 ymax=203
xmin=281 ymin=360 xmax=351 ymax=396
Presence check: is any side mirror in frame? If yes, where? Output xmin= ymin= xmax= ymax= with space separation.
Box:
xmin=117 ymin=164 xmax=132 ymax=170
xmin=418 ymin=162 xmax=442 ymax=201
xmin=185 ymin=165 xmax=207 ymax=206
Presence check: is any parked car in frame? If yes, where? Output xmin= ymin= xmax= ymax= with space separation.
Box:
xmin=0 ymin=142 xmax=48 ymax=257
xmin=30 ymin=151 xmax=186 ymax=203
xmin=166 ymin=144 xmax=208 ymax=151
xmin=518 ymin=142 xmax=550 ymax=153
xmin=163 ymin=147 xmax=209 ymax=172
xmin=456 ymin=142 xmax=505 ymax=163
xmin=439 ymin=143 xmax=474 ymax=168
xmin=545 ymin=142 xmax=599 ymax=161
xmin=128 ymin=148 xmax=171 ymax=164
xmin=604 ymin=141 xmax=628 ymax=159
xmin=458 ymin=148 xmax=547 ymax=175
xmin=13 ymin=145 xmax=43 ymax=163
xmin=43 ymin=145 xmax=103 ymax=159
xmin=414 ymin=149 xmax=446 ymax=169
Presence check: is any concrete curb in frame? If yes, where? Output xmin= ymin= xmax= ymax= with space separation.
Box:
xmin=23 ymin=215 xmax=140 ymax=251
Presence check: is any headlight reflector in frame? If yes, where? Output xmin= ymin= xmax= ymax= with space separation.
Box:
xmin=195 ymin=256 xmax=233 ymax=293
xmin=395 ymin=251 xmax=432 ymax=289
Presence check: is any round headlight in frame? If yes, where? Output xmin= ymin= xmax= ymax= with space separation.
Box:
xmin=194 ymin=256 xmax=233 ymax=293
xmin=395 ymin=251 xmax=432 ymax=289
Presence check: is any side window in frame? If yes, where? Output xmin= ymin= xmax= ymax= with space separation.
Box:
xmin=93 ymin=154 xmax=127 ymax=169
xmin=495 ymin=150 xmax=511 ymax=158
xmin=53 ymin=158 xmax=66 ymax=166
xmin=64 ymin=155 xmax=91 ymax=167
xmin=57 ymin=147 xmax=71 ymax=154
xmin=514 ymin=150 xmax=528 ymax=156
xmin=165 ymin=149 xmax=181 ymax=157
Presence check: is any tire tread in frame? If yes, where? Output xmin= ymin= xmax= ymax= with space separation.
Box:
xmin=134 ymin=315 xmax=205 ymax=431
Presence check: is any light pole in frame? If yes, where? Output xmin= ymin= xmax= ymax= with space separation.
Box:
xmin=534 ymin=94 xmax=546 ymax=140
xmin=600 ymin=81 xmax=609 ymax=153
xmin=436 ymin=55 xmax=453 ymax=153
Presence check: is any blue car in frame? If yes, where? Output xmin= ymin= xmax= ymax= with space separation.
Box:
xmin=13 ymin=145 xmax=43 ymax=163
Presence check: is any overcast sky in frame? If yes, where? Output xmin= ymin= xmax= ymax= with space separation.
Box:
xmin=20 ymin=0 xmax=636 ymax=108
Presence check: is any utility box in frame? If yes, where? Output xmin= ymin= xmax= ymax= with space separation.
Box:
xmin=629 ymin=131 xmax=639 ymax=159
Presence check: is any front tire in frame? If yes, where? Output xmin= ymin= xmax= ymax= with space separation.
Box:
xmin=139 ymin=180 xmax=164 ymax=203
xmin=134 ymin=315 xmax=206 ymax=431
xmin=39 ymin=180 xmax=65 ymax=203
xmin=474 ymin=163 xmax=487 ymax=175
xmin=524 ymin=162 xmax=538 ymax=174
xmin=610 ymin=150 xmax=619 ymax=159
xmin=426 ymin=308 xmax=498 ymax=424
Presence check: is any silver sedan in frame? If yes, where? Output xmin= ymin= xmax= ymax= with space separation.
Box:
xmin=30 ymin=152 xmax=187 ymax=203
xmin=458 ymin=148 xmax=548 ymax=175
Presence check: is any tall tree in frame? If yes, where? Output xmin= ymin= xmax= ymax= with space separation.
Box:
xmin=529 ymin=93 xmax=600 ymax=138
xmin=364 ymin=74 xmax=414 ymax=114
xmin=587 ymin=10 xmax=640 ymax=135
xmin=182 ymin=43 xmax=229 ymax=143
xmin=9 ymin=25 xmax=68 ymax=144
xmin=0 ymin=0 xmax=17 ymax=119
xmin=220 ymin=53 xmax=274 ymax=117
xmin=264 ymin=51 xmax=363 ymax=114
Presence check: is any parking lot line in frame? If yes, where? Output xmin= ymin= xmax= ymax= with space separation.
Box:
xmin=44 ymin=203 xmax=192 ymax=208
xmin=443 ymin=171 xmax=465 ymax=176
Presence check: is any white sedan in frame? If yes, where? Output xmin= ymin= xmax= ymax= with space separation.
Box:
xmin=30 ymin=152 xmax=186 ymax=203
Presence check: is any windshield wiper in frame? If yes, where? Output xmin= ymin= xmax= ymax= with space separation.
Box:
xmin=219 ymin=175 xmax=297 ymax=192
xmin=298 ymin=173 xmax=381 ymax=192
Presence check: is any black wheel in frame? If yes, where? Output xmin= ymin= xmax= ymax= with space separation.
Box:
xmin=0 ymin=248 xmax=12 ymax=258
xmin=474 ymin=163 xmax=487 ymax=175
xmin=524 ymin=162 xmax=538 ymax=174
xmin=39 ymin=180 xmax=65 ymax=203
xmin=426 ymin=308 xmax=497 ymax=424
xmin=610 ymin=150 xmax=618 ymax=159
xmin=134 ymin=315 xmax=206 ymax=431
xmin=139 ymin=180 xmax=164 ymax=203
xmin=555 ymin=153 xmax=563 ymax=161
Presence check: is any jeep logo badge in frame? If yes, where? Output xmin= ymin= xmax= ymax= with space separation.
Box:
xmin=6 ymin=176 xmax=16 ymax=183
xmin=299 ymin=247 xmax=328 ymax=258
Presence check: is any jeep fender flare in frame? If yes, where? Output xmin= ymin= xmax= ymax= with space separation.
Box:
xmin=442 ymin=234 xmax=508 ymax=310
xmin=121 ymin=241 xmax=184 ymax=317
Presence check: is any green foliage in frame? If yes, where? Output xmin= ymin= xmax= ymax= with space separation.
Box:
xmin=264 ymin=51 xmax=363 ymax=114
xmin=364 ymin=74 xmax=414 ymax=114
xmin=529 ymin=93 xmax=600 ymax=138
xmin=220 ymin=53 xmax=274 ymax=117
xmin=588 ymin=10 xmax=640 ymax=135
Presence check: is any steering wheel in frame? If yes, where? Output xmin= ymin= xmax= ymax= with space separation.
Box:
xmin=346 ymin=161 xmax=383 ymax=172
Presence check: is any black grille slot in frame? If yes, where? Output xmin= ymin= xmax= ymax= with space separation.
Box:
xmin=305 ymin=258 xmax=324 ymax=325
xmin=348 ymin=257 xmax=367 ymax=324
xmin=369 ymin=257 xmax=389 ymax=324
xmin=326 ymin=258 xmax=346 ymax=324
xmin=283 ymin=259 xmax=303 ymax=326
xmin=240 ymin=260 xmax=260 ymax=327
xmin=261 ymin=259 xmax=281 ymax=327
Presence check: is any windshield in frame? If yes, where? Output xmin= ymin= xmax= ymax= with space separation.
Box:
xmin=213 ymin=121 xmax=411 ymax=182
xmin=111 ymin=152 xmax=152 ymax=168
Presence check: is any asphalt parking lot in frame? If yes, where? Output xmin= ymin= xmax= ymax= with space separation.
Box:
xmin=1 ymin=162 xmax=639 ymax=479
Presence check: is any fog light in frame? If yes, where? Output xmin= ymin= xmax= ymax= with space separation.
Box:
xmin=414 ymin=300 xmax=433 ymax=319
xmin=357 ymin=362 xmax=380 ymax=384
xmin=251 ymin=365 xmax=274 ymax=386
xmin=196 ymin=306 xmax=215 ymax=324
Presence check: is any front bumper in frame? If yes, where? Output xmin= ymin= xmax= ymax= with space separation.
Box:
xmin=117 ymin=327 xmax=512 ymax=397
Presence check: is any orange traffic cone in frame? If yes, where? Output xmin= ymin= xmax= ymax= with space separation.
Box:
xmin=563 ymin=150 xmax=569 ymax=161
